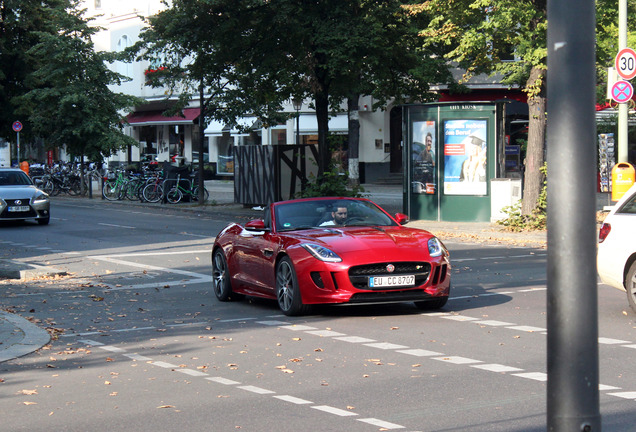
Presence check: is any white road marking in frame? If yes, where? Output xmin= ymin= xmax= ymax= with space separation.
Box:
xmin=333 ymin=336 xmax=376 ymax=343
xmin=98 ymin=223 xmax=135 ymax=229
xmin=311 ymin=405 xmax=358 ymax=417
xmin=124 ymin=353 xmax=152 ymax=361
xmin=396 ymin=349 xmax=443 ymax=357
xmin=257 ymin=320 xmax=291 ymax=326
xmin=506 ymin=325 xmax=546 ymax=333
xmin=218 ymin=317 xmax=257 ymax=323
xmin=206 ymin=377 xmax=240 ymax=385
xmin=178 ymin=369 xmax=209 ymax=377
xmin=238 ymin=385 xmax=275 ymax=395
xmin=77 ymin=339 xmax=103 ymax=346
xmin=99 ymin=345 xmax=126 ymax=353
xmin=598 ymin=337 xmax=630 ymax=345
xmin=474 ymin=320 xmax=514 ymax=326
xmin=151 ymin=361 xmax=178 ymax=369
xmin=599 ymin=384 xmax=621 ymax=391
xmin=363 ymin=342 xmax=409 ymax=350
xmin=273 ymin=395 xmax=313 ymax=404
xmin=441 ymin=315 xmax=480 ymax=322
xmin=281 ymin=324 xmax=318 ymax=331
xmin=433 ymin=356 xmax=482 ymax=365
xmin=471 ymin=364 xmax=523 ymax=373
xmin=305 ymin=330 xmax=346 ymax=337
xmin=512 ymin=372 xmax=547 ymax=382
xmin=357 ymin=418 xmax=405 ymax=429
xmin=607 ymin=391 xmax=636 ymax=399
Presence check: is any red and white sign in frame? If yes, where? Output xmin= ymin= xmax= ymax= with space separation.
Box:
xmin=615 ymin=48 xmax=636 ymax=80
xmin=611 ymin=80 xmax=634 ymax=104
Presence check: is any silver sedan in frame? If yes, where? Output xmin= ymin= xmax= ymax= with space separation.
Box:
xmin=0 ymin=167 xmax=51 ymax=225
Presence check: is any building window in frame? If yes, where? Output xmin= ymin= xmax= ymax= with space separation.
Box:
xmin=116 ymin=35 xmax=133 ymax=78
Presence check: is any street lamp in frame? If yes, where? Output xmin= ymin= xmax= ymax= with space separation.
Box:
xmin=292 ymin=98 xmax=302 ymax=145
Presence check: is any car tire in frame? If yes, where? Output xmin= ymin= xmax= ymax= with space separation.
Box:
xmin=276 ymin=256 xmax=310 ymax=316
xmin=212 ymin=249 xmax=242 ymax=301
xmin=37 ymin=216 xmax=50 ymax=226
xmin=414 ymin=296 xmax=448 ymax=310
xmin=626 ymin=261 xmax=636 ymax=314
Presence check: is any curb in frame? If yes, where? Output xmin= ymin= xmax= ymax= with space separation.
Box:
xmin=0 ymin=259 xmax=67 ymax=280
xmin=0 ymin=311 xmax=51 ymax=363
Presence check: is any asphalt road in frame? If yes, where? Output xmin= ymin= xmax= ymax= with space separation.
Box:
xmin=1 ymin=198 xmax=636 ymax=431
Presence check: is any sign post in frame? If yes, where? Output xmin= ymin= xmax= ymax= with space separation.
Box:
xmin=12 ymin=121 xmax=22 ymax=165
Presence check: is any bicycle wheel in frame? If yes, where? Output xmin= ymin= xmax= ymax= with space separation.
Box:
xmin=142 ymin=183 xmax=164 ymax=203
xmin=67 ymin=178 xmax=82 ymax=196
xmin=166 ymin=187 xmax=183 ymax=204
xmin=192 ymin=187 xmax=210 ymax=202
xmin=102 ymin=182 xmax=121 ymax=201
xmin=41 ymin=179 xmax=55 ymax=196
xmin=125 ymin=180 xmax=142 ymax=201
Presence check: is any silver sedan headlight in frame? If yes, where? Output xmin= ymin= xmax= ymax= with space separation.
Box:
xmin=32 ymin=193 xmax=49 ymax=204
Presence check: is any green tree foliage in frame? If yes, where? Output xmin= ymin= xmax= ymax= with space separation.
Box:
xmin=0 ymin=0 xmax=67 ymax=143
xmin=3 ymin=0 xmax=140 ymax=160
xmin=137 ymin=0 xmax=454 ymax=179
xmin=411 ymin=0 xmax=547 ymax=216
xmin=414 ymin=0 xmax=636 ymax=215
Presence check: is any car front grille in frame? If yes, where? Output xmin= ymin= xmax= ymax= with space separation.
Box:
xmin=1 ymin=198 xmax=36 ymax=218
xmin=348 ymin=262 xmax=431 ymax=290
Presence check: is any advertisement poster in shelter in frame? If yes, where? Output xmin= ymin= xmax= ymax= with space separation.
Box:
xmin=412 ymin=121 xmax=436 ymax=194
xmin=443 ymin=119 xmax=488 ymax=195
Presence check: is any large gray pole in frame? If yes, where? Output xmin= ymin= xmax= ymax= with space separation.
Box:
xmin=618 ymin=0 xmax=629 ymax=163
xmin=547 ymin=0 xmax=600 ymax=430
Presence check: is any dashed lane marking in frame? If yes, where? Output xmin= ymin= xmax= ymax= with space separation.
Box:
xmin=77 ymin=339 xmax=407 ymax=430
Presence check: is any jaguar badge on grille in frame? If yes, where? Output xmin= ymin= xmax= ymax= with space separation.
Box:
xmin=386 ymin=264 xmax=395 ymax=273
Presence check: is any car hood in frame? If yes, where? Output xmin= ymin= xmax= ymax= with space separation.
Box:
xmin=0 ymin=185 xmax=43 ymax=200
xmin=291 ymin=226 xmax=435 ymax=260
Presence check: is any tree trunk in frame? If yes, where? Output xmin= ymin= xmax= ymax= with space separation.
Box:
xmin=522 ymin=66 xmax=547 ymax=216
xmin=315 ymin=91 xmax=330 ymax=176
xmin=347 ymin=94 xmax=360 ymax=187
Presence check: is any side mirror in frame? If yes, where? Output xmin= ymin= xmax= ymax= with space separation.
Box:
xmin=395 ymin=213 xmax=409 ymax=225
xmin=245 ymin=219 xmax=268 ymax=231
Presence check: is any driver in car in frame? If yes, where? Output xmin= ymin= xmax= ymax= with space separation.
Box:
xmin=320 ymin=205 xmax=348 ymax=226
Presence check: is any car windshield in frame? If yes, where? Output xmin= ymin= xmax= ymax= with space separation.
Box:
xmin=0 ymin=171 xmax=32 ymax=186
xmin=274 ymin=199 xmax=397 ymax=232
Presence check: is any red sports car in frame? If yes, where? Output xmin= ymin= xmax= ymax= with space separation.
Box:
xmin=211 ymin=197 xmax=451 ymax=316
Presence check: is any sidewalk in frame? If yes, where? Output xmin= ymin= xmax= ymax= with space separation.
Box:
xmin=0 ymin=180 xmax=554 ymax=363
xmin=0 ymin=311 xmax=50 ymax=363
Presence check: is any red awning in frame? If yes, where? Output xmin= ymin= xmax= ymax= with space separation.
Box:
xmin=126 ymin=108 xmax=200 ymax=125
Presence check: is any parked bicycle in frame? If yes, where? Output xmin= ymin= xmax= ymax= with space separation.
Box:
xmin=165 ymin=173 xmax=209 ymax=204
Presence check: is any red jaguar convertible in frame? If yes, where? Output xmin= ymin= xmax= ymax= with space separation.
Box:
xmin=211 ymin=197 xmax=451 ymax=316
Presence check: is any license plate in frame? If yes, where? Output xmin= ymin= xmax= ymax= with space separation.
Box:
xmin=8 ymin=206 xmax=30 ymax=212
xmin=369 ymin=275 xmax=415 ymax=288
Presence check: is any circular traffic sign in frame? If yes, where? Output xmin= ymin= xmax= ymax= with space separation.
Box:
xmin=615 ymin=48 xmax=636 ymax=80
xmin=12 ymin=121 xmax=22 ymax=132
xmin=611 ymin=80 xmax=634 ymax=104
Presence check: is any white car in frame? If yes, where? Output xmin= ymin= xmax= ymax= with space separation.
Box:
xmin=598 ymin=182 xmax=636 ymax=312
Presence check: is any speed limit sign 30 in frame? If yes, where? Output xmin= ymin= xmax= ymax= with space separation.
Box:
xmin=615 ymin=48 xmax=636 ymax=81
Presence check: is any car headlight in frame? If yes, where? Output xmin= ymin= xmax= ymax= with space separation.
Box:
xmin=33 ymin=193 xmax=49 ymax=204
xmin=428 ymin=237 xmax=446 ymax=257
xmin=301 ymin=244 xmax=342 ymax=262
